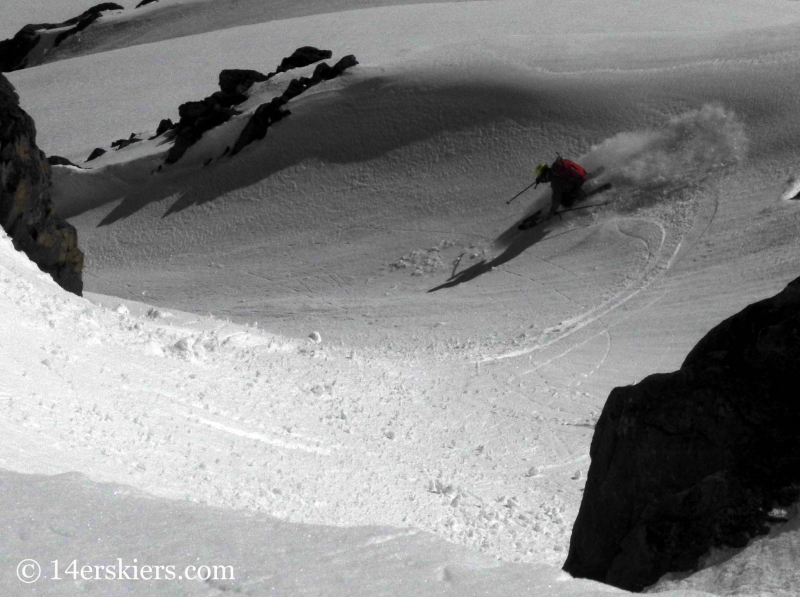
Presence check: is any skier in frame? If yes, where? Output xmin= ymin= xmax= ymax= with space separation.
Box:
xmin=534 ymin=156 xmax=589 ymax=217
xmin=516 ymin=156 xmax=593 ymax=231
xmin=516 ymin=156 xmax=612 ymax=231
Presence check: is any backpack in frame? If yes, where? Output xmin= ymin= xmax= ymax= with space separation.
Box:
xmin=552 ymin=157 xmax=587 ymax=182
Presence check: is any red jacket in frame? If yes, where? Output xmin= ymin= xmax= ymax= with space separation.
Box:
xmin=551 ymin=157 xmax=587 ymax=184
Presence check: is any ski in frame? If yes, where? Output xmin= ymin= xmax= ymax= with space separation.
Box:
xmin=583 ymin=182 xmax=612 ymax=199
xmin=517 ymin=183 xmax=612 ymax=231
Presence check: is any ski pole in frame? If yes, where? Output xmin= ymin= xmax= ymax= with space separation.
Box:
xmin=506 ymin=181 xmax=538 ymax=205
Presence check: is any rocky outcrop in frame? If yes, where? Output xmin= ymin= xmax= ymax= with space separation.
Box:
xmin=111 ymin=133 xmax=142 ymax=150
xmin=78 ymin=47 xmax=358 ymax=167
xmin=218 ymin=69 xmax=270 ymax=96
xmin=135 ymin=0 xmax=159 ymax=7
xmin=563 ymin=276 xmax=800 ymax=591
xmin=47 ymin=155 xmax=82 ymax=168
xmin=163 ymin=47 xmax=354 ymax=165
xmin=229 ymin=97 xmax=291 ymax=156
xmin=230 ymin=54 xmax=358 ymax=156
xmin=0 ymin=74 xmax=84 ymax=295
xmin=61 ymin=3 xmax=124 ymax=24
xmin=164 ymin=98 xmax=242 ymax=164
xmin=0 ymin=3 xmax=123 ymax=72
xmin=276 ymin=47 xmax=332 ymax=73
xmin=85 ymin=147 xmax=106 ymax=162
xmin=148 ymin=118 xmax=175 ymax=140
xmin=0 ymin=26 xmax=42 ymax=73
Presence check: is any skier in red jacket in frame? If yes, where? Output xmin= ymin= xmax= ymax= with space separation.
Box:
xmin=534 ymin=156 xmax=589 ymax=216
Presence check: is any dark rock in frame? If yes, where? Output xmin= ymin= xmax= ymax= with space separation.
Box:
xmin=218 ymin=69 xmax=270 ymax=96
xmin=166 ymin=102 xmax=240 ymax=164
xmin=330 ymin=54 xmax=359 ymax=77
xmin=163 ymin=48 xmax=354 ymax=164
xmin=277 ymin=47 xmax=332 ymax=73
xmin=62 ymin=3 xmax=124 ymax=26
xmin=0 ymin=26 xmax=40 ymax=72
xmin=111 ymin=134 xmax=142 ymax=150
xmin=159 ymin=65 xmax=267 ymax=164
xmin=0 ymin=74 xmax=84 ymax=295
xmin=148 ymin=118 xmax=175 ymax=139
xmin=228 ymin=52 xmax=358 ymax=157
xmin=210 ymin=90 xmax=248 ymax=109
xmin=230 ymin=97 xmax=290 ymax=156
xmin=86 ymin=147 xmax=106 ymax=162
xmin=47 ymin=155 xmax=82 ymax=168
xmin=312 ymin=62 xmax=335 ymax=81
xmin=564 ymin=276 xmax=800 ymax=592
xmin=135 ymin=0 xmax=159 ymax=7
xmin=0 ymin=3 xmax=123 ymax=72
xmin=177 ymin=100 xmax=210 ymax=124
xmin=283 ymin=77 xmax=313 ymax=100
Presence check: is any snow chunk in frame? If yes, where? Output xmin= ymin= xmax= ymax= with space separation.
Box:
xmin=780 ymin=176 xmax=800 ymax=201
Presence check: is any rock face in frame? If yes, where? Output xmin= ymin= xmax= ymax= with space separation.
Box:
xmin=563 ymin=276 xmax=800 ymax=592
xmin=165 ymin=98 xmax=242 ymax=164
xmin=0 ymin=74 xmax=84 ymax=295
xmin=86 ymin=147 xmax=106 ymax=162
xmin=0 ymin=26 xmax=41 ymax=73
xmin=231 ymin=54 xmax=359 ymax=156
xmin=148 ymin=118 xmax=175 ymax=140
xmin=276 ymin=47 xmax=332 ymax=73
xmin=47 ymin=155 xmax=82 ymax=168
xmin=111 ymin=133 xmax=142 ymax=150
xmin=82 ymin=47 xmax=358 ymax=167
xmin=230 ymin=97 xmax=291 ymax=156
xmin=163 ymin=47 xmax=356 ymax=164
xmin=0 ymin=3 xmax=123 ymax=72
xmin=218 ymin=69 xmax=270 ymax=96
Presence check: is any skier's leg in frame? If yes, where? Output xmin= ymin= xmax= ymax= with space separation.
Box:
xmin=549 ymin=187 xmax=565 ymax=216
xmin=561 ymin=184 xmax=586 ymax=208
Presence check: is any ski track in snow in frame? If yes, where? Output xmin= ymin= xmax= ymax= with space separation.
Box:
xmin=477 ymin=180 xmax=719 ymax=369
xmin=477 ymin=216 xmax=670 ymax=364
xmin=177 ymin=410 xmax=337 ymax=455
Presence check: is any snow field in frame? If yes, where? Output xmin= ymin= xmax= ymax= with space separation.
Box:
xmin=4 ymin=0 xmax=800 ymax=594
xmin=20 ymin=34 xmax=796 ymax=572
xmin=0 ymin=226 xmax=602 ymax=565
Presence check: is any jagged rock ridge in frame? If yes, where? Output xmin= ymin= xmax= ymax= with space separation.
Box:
xmin=0 ymin=3 xmax=123 ymax=72
xmin=150 ymin=47 xmax=354 ymax=165
xmin=231 ymin=55 xmax=358 ymax=156
xmin=563 ymin=275 xmax=800 ymax=591
xmin=47 ymin=155 xmax=82 ymax=169
xmin=79 ymin=47 xmax=358 ymax=166
xmin=0 ymin=74 xmax=84 ymax=295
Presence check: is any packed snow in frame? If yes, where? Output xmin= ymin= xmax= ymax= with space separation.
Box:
xmin=3 ymin=0 xmax=800 ymax=594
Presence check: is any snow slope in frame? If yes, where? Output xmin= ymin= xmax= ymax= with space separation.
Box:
xmin=4 ymin=0 xmax=800 ymax=594
xmin=0 ymin=228 xmax=726 ymax=597
xmin=2 ymin=467 xmax=728 ymax=596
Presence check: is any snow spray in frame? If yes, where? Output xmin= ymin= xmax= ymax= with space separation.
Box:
xmin=582 ymin=103 xmax=748 ymax=194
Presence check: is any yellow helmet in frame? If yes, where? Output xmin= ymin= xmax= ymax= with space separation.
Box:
xmin=535 ymin=163 xmax=549 ymax=178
